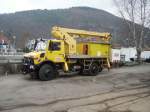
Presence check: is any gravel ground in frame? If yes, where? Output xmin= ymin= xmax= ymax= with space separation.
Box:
xmin=0 ymin=64 xmax=150 ymax=112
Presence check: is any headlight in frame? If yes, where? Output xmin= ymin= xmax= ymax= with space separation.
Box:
xmin=40 ymin=53 xmax=45 ymax=58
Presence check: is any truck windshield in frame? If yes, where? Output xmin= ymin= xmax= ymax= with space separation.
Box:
xmin=35 ymin=41 xmax=47 ymax=51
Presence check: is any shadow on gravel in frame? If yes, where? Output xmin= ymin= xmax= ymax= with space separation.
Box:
xmin=140 ymin=78 xmax=150 ymax=86
xmin=22 ymin=72 xmax=97 ymax=81
xmin=22 ymin=75 xmax=40 ymax=82
xmin=58 ymin=74 xmax=79 ymax=79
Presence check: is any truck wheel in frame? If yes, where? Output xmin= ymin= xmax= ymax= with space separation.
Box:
xmin=78 ymin=65 xmax=84 ymax=75
xmin=39 ymin=64 xmax=56 ymax=81
xmin=89 ymin=63 xmax=99 ymax=76
xmin=99 ymin=65 xmax=103 ymax=73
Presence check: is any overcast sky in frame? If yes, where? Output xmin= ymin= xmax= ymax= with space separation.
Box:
xmin=0 ymin=0 xmax=118 ymax=15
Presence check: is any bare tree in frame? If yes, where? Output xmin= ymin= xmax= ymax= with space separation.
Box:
xmin=114 ymin=0 xmax=150 ymax=63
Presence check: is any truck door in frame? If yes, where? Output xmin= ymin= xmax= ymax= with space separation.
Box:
xmin=47 ymin=40 xmax=65 ymax=62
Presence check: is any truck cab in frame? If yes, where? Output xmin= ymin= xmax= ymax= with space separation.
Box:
xmin=23 ymin=39 xmax=66 ymax=79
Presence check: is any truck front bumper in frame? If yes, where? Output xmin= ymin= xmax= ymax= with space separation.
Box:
xmin=22 ymin=57 xmax=38 ymax=74
xmin=22 ymin=64 xmax=36 ymax=74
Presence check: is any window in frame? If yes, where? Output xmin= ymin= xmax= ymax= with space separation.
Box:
xmin=49 ymin=42 xmax=61 ymax=51
xmin=35 ymin=41 xmax=47 ymax=51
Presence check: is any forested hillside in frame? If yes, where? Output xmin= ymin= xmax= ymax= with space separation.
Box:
xmin=0 ymin=7 xmax=149 ymax=48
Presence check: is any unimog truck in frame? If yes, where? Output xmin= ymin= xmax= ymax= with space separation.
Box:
xmin=22 ymin=26 xmax=111 ymax=81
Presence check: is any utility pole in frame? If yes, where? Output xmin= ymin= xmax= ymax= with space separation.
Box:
xmin=13 ymin=36 xmax=16 ymax=49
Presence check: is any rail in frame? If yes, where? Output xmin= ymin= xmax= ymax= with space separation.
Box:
xmin=0 ymin=55 xmax=24 ymax=64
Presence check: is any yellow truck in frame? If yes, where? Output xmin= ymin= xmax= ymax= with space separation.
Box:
xmin=22 ymin=26 xmax=111 ymax=81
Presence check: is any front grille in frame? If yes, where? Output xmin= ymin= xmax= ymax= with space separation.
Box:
xmin=23 ymin=57 xmax=34 ymax=64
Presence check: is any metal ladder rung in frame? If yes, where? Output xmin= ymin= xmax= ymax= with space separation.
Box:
xmin=84 ymin=64 xmax=91 ymax=66
xmin=83 ymin=59 xmax=93 ymax=70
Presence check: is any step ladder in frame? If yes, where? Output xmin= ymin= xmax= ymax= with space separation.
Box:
xmin=83 ymin=59 xmax=94 ymax=72
xmin=102 ymin=58 xmax=110 ymax=71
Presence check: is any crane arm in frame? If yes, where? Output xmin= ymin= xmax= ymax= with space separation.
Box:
xmin=51 ymin=26 xmax=111 ymax=55
xmin=52 ymin=26 xmax=111 ymax=41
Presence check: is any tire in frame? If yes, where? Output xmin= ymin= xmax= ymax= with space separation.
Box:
xmin=99 ymin=65 xmax=103 ymax=73
xmin=39 ymin=64 xmax=56 ymax=81
xmin=78 ymin=65 xmax=84 ymax=75
xmin=89 ymin=63 xmax=99 ymax=76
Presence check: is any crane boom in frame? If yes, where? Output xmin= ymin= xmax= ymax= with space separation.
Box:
xmin=51 ymin=26 xmax=111 ymax=55
xmin=52 ymin=26 xmax=111 ymax=39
